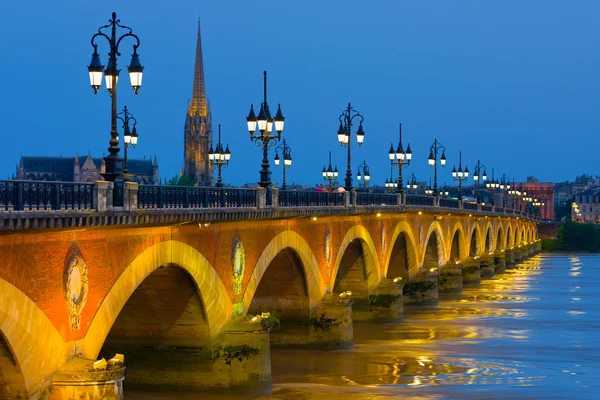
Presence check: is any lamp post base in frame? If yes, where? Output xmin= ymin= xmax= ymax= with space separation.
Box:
xmin=101 ymin=156 xmax=124 ymax=182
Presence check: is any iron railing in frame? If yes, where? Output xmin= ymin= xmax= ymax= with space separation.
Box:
xmin=439 ymin=198 xmax=460 ymax=209
xmin=278 ymin=190 xmax=345 ymax=207
xmin=137 ymin=186 xmax=257 ymax=209
xmin=463 ymin=202 xmax=479 ymax=211
xmin=0 ymin=180 xmax=94 ymax=211
xmin=405 ymin=195 xmax=435 ymax=207
xmin=356 ymin=193 xmax=398 ymax=206
xmin=481 ymin=204 xmax=494 ymax=213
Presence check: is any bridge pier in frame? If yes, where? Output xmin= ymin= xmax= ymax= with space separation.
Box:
xmin=479 ymin=253 xmax=495 ymax=279
xmin=513 ymin=247 xmax=524 ymax=264
xmin=494 ymin=251 xmax=506 ymax=274
xmin=403 ymin=268 xmax=439 ymax=306
xmin=437 ymin=263 xmax=463 ymax=293
xmin=461 ymin=257 xmax=481 ymax=284
xmin=353 ymin=278 xmax=404 ymax=323
xmin=505 ymin=248 xmax=515 ymax=269
xmin=49 ymin=357 xmax=125 ymax=400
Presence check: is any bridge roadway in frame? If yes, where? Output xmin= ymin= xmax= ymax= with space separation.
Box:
xmin=0 ymin=181 xmax=541 ymax=399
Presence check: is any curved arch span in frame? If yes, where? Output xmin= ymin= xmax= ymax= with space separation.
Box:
xmin=449 ymin=222 xmax=468 ymax=262
xmin=469 ymin=225 xmax=481 ymax=257
xmin=331 ymin=225 xmax=381 ymax=294
xmin=384 ymin=221 xmax=419 ymax=281
xmin=422 ymin=221 xmax=447 ymax=266
xmin=242 ymin=230 xmax=325 ymax=315
xmin=496 ymin=224 xmax=506 ymax=251
xmin=81 ymin=240 xmax=231 ymax=359
xmin=506 ymin=225 xmax=513 ymax=248
xmin=0 ymin=278 xmax=68 ymax=398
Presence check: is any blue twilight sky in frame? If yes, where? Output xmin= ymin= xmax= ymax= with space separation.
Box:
xmin=1 ymin=0 xmax=598 ymax=186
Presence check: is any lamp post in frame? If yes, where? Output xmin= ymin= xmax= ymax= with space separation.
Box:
xmin=498 ymin=173 xmax=510 ymax=208
xmin=88 ymin=12 xmax=144 ymax=182
xmin=485 ymin=168 xmax=499 ymax=206
xmin=116 ymin=106 xmax=139 ymax=177
xmin=274 ymin=139 xmax=292 ymax=190
xmin=356 ymin=160 xmax=371 ymax=190
xmin=472 ymin=160 xmax=487 ymax=204
xmin=451 ymin=151 xmax=469 ymax=201
xmin=246 ymin=71 xmax=285 ymax=203
xmin=208 ymin=124 xmax=231 ymax=187
xmin=322 ymin=151 xmax=339 ymax=189
xmin=440 ymin=184 xmax=450 ymax=197
xmin=388 ymin=123 xmax=412 ymax=194
xmin=508 ymin=178 xmax=520 ymax=210
xmin=337 ymin=103 xmax=365 ymax=191
xmin=385 ymin=166 xmax=398 ymax=193
xmin=427 ymin=139 xmax=446 ymax=196
xmin=425 ymin=178 xmax=434 ymax=196
xmin=406 ymin=173 xmax=418 ymax=192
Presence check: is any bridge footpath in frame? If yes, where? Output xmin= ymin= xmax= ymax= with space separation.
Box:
xmin=0 ymin=180 xmax=542 ymax=400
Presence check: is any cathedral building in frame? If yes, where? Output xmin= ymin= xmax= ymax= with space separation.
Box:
xmin=183 ymin=22 xmax=213 ymax=185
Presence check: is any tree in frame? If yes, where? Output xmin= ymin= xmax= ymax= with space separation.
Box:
xmin=557 ymin=221 xmax=600 ymax=252
xmin=167 ymin=174 xmax=197 ymax=187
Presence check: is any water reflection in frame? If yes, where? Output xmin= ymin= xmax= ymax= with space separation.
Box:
xmin=129 ymin=254 xmax=600 ymax=399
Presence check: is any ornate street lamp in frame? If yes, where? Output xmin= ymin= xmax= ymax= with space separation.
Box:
xmin=322 ymin=151 xmax=339 ymax=189
xmin=337 ymin=103 xmax=365 ymax=191
xmin=356 ymin=160 xmax=371 ymax=190
xmin=451 ymin=151 xmax=469 ymax=200
xmin=508 ymin=178 xmax=521 ymax=210
xmin=440 ymin=184 xmax=450 ymax=197
xmin=385 ymin=166 xmax=398 ymax=193
xmin=472 ymin=160 xmax=487 ymax=204
xmin=406 ymin=173 xmax=418 ymax=192
xmin=116 ymin=106 xmax=139 ymax=177
xmin=88 ymin=12 xmax=144 ymax=182
xmin=246 ymin=71 xmax=285 ymax=203
xmin=274 ymin=139 xmax=292 ymax=190
xmin=427 ymin=139 xmax=446 ymax=196
xmin=425 ymin=178 xmax=434 ymax=196
xmin=388 ymin=123 xmax=412 ymax=194
xmin=498 ymin=173 xmax=510 ymax=208
xmin=485 ymin=167 xmax=499 ymax=206
xmin=208 ymin=124 xmax=231 ymax=187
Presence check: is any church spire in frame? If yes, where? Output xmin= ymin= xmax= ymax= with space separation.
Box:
xmin=189 ymin=20 xmax=207 ymax=117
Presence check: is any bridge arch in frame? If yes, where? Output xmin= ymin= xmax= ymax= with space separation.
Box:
xmin=496 ymin=224 xmax=506 ymax=251
xmin=506 ymin=226 xmax=513 ymax=248
xmin=449 ymin=222 xmax=467 ymax=263
xmin=81 ymin=240 xmax=231 ymax=360
xmin=484 ymin=225 xmax=493 ymax=253
xmin=385 ymin=221 xmax=419 ymax=281
xmin=242 ymin=229 xmax=325 ymax=316
xmin=331 ymin=224 xmax=380 ymax=297
xmin=469 ymin=225 xmax=481 ymax=257
xmin=0 ymin=278 xmax=68 ymax=398
xmin=422 ymin=221 xmax=447 ymax=267
xmin=515 ymin=227 xmax=522 ymax=245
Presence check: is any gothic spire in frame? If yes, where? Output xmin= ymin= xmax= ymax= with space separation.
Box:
xmin=189 ymin=20 xmax=207 ymax=117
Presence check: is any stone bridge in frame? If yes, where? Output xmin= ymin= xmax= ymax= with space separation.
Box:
xmin=0 ymin=181 xmax=541 ymax=399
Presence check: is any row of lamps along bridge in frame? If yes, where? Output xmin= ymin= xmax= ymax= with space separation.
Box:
xmin=85 ymin=12 xmax=545 ymax=214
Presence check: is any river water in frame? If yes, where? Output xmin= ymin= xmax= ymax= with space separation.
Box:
xmin=129 ymin=253 xmax=600 ymax=400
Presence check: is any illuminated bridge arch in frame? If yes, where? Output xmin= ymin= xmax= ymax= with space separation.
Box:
xmin=385 ymin=221 xmax=419 ymax=281
xmin=422 ymin=220 xmax=447 ymax=267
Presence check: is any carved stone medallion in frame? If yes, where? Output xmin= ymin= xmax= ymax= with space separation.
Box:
xmin=324 ymin=226 xmax=332 ymax=276
xmin=232 ymin=238 xmax=245 ymax=296
xmin=380 ymin=223 xmax=387 ymax=263
xmin=64 ymin=244 xmax=88 ymax=331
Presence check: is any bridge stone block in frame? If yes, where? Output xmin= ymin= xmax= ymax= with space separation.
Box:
xmin=462 ymin=258 xmax=481 ymax=284
xmin=49 ymin=357 xmax=125 ymax=400
xmin=304 ymin=294 xmax=354 ymax=350
xmin=513 ymin=247 xmax=523 ymax=263
xmin=505 ymin=249 xmax=515 ymax=269
xmin=438 ymin=263 xmax=463 ymax=294
xmin=479 ymin=254 xmax=495 ymax=279
xmin=353 ymin=278 xmax=403 ymax=323
xmin=494 ymin=251 xmax=506 ymax=274
xmin=403 ymin=268 xmax=439 ymax=306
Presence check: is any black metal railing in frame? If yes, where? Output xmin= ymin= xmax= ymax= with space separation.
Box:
xmin=405 ymin=195 xmax=435 ymax=207
xmin=355 ymin=193 xmax=398 ymax=206
xmin=439 ymin=198 xmax=460 ymax=209
xmin=278 ymin=190 xmax=345 ymax=207
xmin=481 ymin=204 xmax=494 ymax=213
xmin=0 ymin=180 xmax=94 ymax=211
xmin=463 ymin=202 xmax=479 ymax=211
xmin=137 ymin=186 xmax=257 ymax=209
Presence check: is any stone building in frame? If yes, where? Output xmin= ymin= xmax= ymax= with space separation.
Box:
xmin=572 ymin=188 xmax=600 ymax=223
xmin=15 ymin=153 xmax=159 ymax=184
xmin=183 ymin=22 xmax=213 ymax=185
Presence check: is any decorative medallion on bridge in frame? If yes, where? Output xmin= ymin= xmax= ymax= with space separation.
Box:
xmin=380 ymin=223 xmax=387 ymax=263
xmin=232 ymin=238 xmax=245 ymax=296
xmin=324 ymin=226 xmax=332 ymax=276
xmin=419 ymin=225 xmax=423 ymax=245
xmin=63 ymin=244 xmax=88 ymax=331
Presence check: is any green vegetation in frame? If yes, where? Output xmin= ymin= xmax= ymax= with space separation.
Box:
xmin=259 ymin=314 xmax=281 ymax=332
xmin=462 ymin=265 xmax=480 ymax=274
xmin=213 ymin=345 xmax=261 ymax=364
xmin=307 ymin=313 xmax=344 ymax=331
xmin=402 ymin=281 xmax=436 ymax=297
xmin=551 ymin=222 xmax=600 ymax=252
xmin=167 ymin=174 xmax=197 ymax=186
xmin=368 ymin=294 xmax=402 ymax=308
xmin=437 ymin=272 xmax=461 ymax=286
xmin=541 ymin=239 xmax=559 ymax=252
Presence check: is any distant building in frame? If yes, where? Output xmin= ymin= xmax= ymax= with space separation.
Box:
xmin=15 ymin=153 xmax=158 ymax=184
xmin=183 ymin=22 xmax=213 ymax=185
xmin=515 ymin=180 xmax=554 ymax=219
xmin=572 ymin=188 xmax=600 ymax=223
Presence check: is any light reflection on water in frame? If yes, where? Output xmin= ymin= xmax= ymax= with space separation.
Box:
xmin=128 ymin=254 xmax=600 ymax=399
